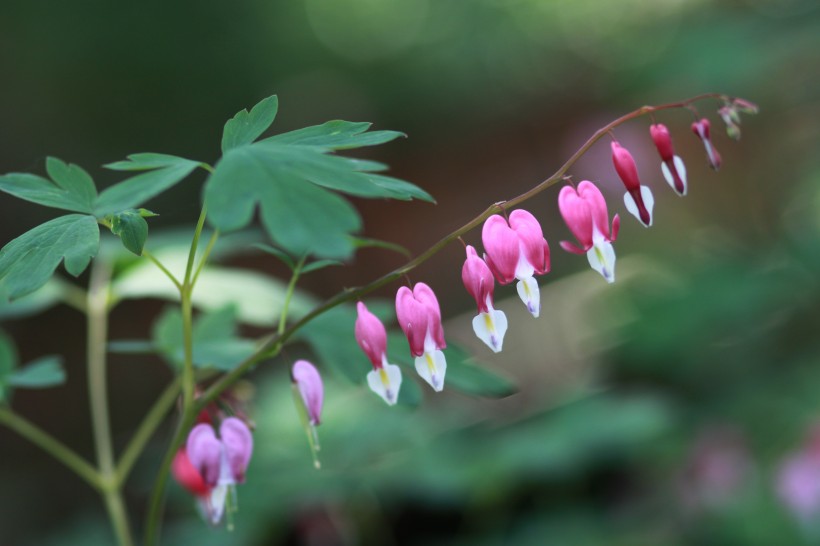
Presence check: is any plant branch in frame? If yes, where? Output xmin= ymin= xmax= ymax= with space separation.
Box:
xmin=0 ymin=407 xmax=102 ymax=490
xmin=278 ymin=257 xmax=306 ymax=336
xmin=198 ymin=92 xmax=731 ymax=406
xmin=191 ymin=229 xmax=219 ymax=287
xmin=142 ymin=249 xmax=182 ymax=292
xmin=115 ymin=377 xmax=182 ymax=485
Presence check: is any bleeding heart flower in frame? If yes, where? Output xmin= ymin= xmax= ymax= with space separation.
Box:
xmin=611 ymin=141 xmax=654 ymax=227
xmin=558 ymin=181 xmax=620 ymax=283
xmin=396 ymin=282 xmax=447 ymax=391
xmin=692 ymin=118 xmax=722 ymax=171
xmin=650 ymin=123 xmax=688 ymax=196
xmin=462 ymin=245 xmax=508 ymax=352
xmin=186 ymin=417 xmax=253 ymax=525
xmin=481 ymin=209 xmax=550 ymax=317
xmin=291 ymin=360 xmax=324 ymax=468
xmin=355 ymin=302 xmax=402 ymax=405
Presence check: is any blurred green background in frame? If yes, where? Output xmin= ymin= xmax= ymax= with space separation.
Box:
xmin=2 ymin=0 xmax=820 ymax=544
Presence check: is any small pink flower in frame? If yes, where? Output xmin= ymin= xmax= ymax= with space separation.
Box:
xmin=482 ymin=210 xmax=550 ymax=317
xmin=396 ymin=283 xmax=447 ymax=391
xmin=611 ymin=141 xmax=654 ymax=227
xmin=186 ymin=417 xmax=253 ymax=525
xmin=558 ymin=181 xmax=620 ymax=283
xmin=462 ymin=245 xmax=508 ymax=353
xmin=355 ymin=302 xmax=402 ymax=405
xmin=292 ymin=360 xmax=323 ymax=426
xmin=650 ymin=123 xmax=688 ymax=196
xmin=691 ymin=118 xmax=722 ymax=171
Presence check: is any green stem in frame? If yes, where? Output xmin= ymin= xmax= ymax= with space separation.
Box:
xmin=88 ymin=259 xmax=134 ymax=546
xmin=191 ymin=229 xmax=220 ymax=288
xmin=143 ymin=407 xmax=199 ymax=546
xmin=0 ymin=407 xmax=102 ymax=490
xmin=115 ymin=377 xmax=182 ymax=485
xmin=278 ymin=257 xmax=306 ymax=336
xmin=181 ymin=206 xmax=209 ymax=411
xmin=142 ymin=249 xmax=183 ymax=292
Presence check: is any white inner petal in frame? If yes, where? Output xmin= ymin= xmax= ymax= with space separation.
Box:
xmin=674 ymin=155 xmax=687 ymax=194
xmin=516 ymin=276 xmax=541 ymax=318
xmin=208 ymin=484 xmax=229 ymax=525
xmin=586 ymin=241 xmax=616 ymax=284
xmin=472 ymin=308 xmax=508 ymax=353
xmin=623 ymin=188 xmax=653 ymax=228
xmin=415 ymin=350 xmax=447 ymax=392
xmin=367 ymin=363 xmax=403 ymax=406
xmin=640 ymin=185 xmax=654 ymax=226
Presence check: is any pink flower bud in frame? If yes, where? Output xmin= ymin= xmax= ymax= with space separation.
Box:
xmin=354 ymin=301 xmax=388 ymax=369
xmin=650 ymin=124 xmax=687 ymax=196
xmin=220 ymin=417 xmax=253 ymax=484
xmin=355 ymin=301 xmax=402 ymax=404
xmin=292 ymin=360 xmax=324 ymax=426
xmin=461 ymin=245 xmax=496 ymax=314
xmin=692 ymin=118 xmax=722 ymax=171
xmin=611 ymin=141 xmax=654 ymax=227
xmin=462 ymin=245 xmax=508 ymax=352
xmin=396 ymin=283 xmax=448 ymax=390
xmin=396 ymin=283 xmax=445 ymax=357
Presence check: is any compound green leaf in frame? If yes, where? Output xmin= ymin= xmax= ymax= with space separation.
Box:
xmin=96 ymin=154 xmax=200 ymax=215
xmin=0 ymin=214 xmax=99 ymax=300
xmin=107 ymin=209 xmax=149 ymax=255
xmin=8 ymin=356 xmax=65 ymax=388
xmin=0 ymin=158 xmax=97 ymax=214
xmin=264 ymin=120 xmax=404 ymax=150
xmin=222 ymin=95 xmax=279 ymax=153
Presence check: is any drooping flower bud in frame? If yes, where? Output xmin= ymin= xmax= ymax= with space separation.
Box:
xmin=292 ymin=360 xmax=323 ymax=426
xmin=396 ymin=283 xmax=447 ymax=391
xmin=650 ymin=123 xmax=688 ymax=196
xmin=692 ymin=118 xmax=722 ymax=171
xmin=355 ymin=302 xmax=402 ymax=405
xmin=292 ymin=360 xmax=324 ymax=468
xmin=482 ymin=210 xmax=550 ymax=317
xmin=611 ymin=141 xmax=654 ymax=227
xmin=462 ymin=245 xmax=507 ymax=353
xmin=558 ymin=181 xmax=620 ymax=283
xmin=718 ymin=105 xmax=742 ymax=141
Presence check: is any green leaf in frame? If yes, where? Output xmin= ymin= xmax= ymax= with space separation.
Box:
xmin=264 ymin=120 xmax=404 ymax=150
xmin=205 ymin=144 xmax=362 ymax=259
xmin=206 ymin=103 xmax=432 ymax=260
xmin=0 ymin=330 xmax=18 ymax=383
xmin=0 ymin=158 xmax=97 ymax=214
xmin=442 ymin=344 xmax=517 ymax=398
xmin=351 ymin=236 xmax=411 ymax=257
xmin=221 ymin=95 xmax=279 ymax=153
xmin=0 ymin=214 xmax=100 ymax=300
xmin=8 ymin=356 xmax=65 ymax=388
xmin=151 ymin=305 xmax=256 ymax=371
xmin=253 ymin=243 xmax=296 ymax=270
xmin=298 ymin=305 xmax=365 ymax=383
xmin=95 ymin=154 xmax=200 ymax=215
xmin=108 ymin=340 xmax=155 ymax=354
xmin=107 ymin=209 xmax=149 ymax=255
xmin=301 ymin=259 xmax=343 ymax=273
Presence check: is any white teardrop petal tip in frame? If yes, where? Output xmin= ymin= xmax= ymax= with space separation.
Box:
xmin=516 ymin=276 xmax=541 ymax=318
xmin=367 ymin=364 xmax=403 ymax=406
xmin=415 ymin=350 xmax=447 ymax=392
xmin=472 ymin=309 xmax=508 ymax=353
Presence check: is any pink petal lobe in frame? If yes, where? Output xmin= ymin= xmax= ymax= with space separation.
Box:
xmin=292 ymin=360 xmax=324 ymax=426
xmin=396 ymin=286 xmax=429 ymax=357
xmin=355 ymin=302 xmax=387 ymax=369
xmin=413 ymin=282 xmax=446 ymax=350
xmin=186 ymin=423 xmax=222 ymax=487
xmin=481 ymin=215 xmax=519 ymax=284
xmin=220 ymin=417 xmax=253 ymax=483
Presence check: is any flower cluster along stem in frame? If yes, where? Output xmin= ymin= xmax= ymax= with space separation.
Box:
xmin=142 ymin=92 xmax=742 ymax=539
xmin=195 ymin=92 xmax=734 ymax=408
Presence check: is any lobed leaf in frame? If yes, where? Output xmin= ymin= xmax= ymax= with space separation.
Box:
xmin=221 ymin=95 xmax=279 ymax=153
xmin=264 ymin=120 xmax=405 ymax=150
xmin=0 ymin=214 xmax=99 ymax=300
xmin=96 ymin=154 xmax=200 ymax=215
xmin=107 ymin=209 xmax=149 ymax=255
xmin=0 ymin=157 xmax=97 ymax=214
